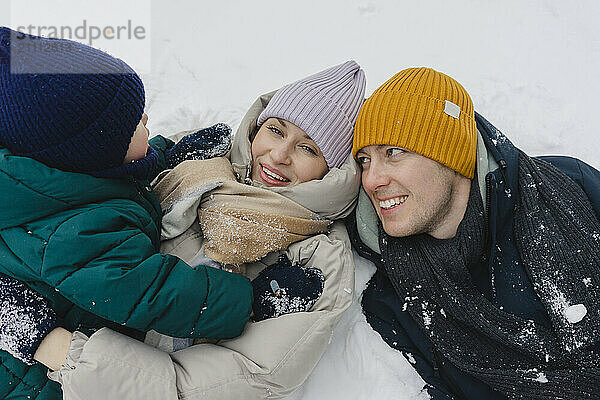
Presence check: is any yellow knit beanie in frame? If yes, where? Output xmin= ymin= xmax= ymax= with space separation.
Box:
xmin=353 ymin=67 xmax=477 ymax=179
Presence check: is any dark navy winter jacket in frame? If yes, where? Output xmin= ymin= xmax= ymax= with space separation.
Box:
xmin=348 ymin=113 xmax=600 ymax=400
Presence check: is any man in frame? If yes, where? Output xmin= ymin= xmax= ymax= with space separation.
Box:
xmin=347 ymin=67 xmax=600 ymax=399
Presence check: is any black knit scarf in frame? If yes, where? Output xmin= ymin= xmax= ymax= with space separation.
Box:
xmin=380 ymin=151 xmax=600 ymax=399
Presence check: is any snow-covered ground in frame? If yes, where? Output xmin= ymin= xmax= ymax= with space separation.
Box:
xmin=139 ymin=0 xmax=600 ymax=169
xmin=5 ymin=1 xmax=600 ymax=398
xmin=288 ymin=252 xmax=431 ymax=400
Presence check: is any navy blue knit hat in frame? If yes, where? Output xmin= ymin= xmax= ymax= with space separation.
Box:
xmin=0 ymin=27 xmax=145 ymax=174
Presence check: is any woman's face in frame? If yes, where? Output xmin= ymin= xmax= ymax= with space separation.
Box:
xmin=251 ymin=118 xmax=328 ymax=187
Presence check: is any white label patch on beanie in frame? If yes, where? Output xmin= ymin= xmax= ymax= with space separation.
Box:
xmin=444 ymin=100 xmax=461 ymax=119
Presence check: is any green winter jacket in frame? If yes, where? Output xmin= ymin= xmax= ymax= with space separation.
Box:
xmin=0 ymin=136 xmax=253 ymax=399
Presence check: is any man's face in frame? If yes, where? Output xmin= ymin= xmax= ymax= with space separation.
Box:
xmin=357 ymin=145 xmax=460 ymax=238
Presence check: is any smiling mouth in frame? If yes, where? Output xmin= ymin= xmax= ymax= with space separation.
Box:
xmin=260 ymin=164 xmax=291 ymax=184
xmin=379 ymin=195 xmax=408 ymax=210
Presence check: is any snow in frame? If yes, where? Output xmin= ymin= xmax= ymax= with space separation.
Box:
xmin=0 ymin=279 xmax=57 ymax=366
xmin=535 ymin=372 xmax=549 ymax=384
xmin=138 ymin=0 xmax=599 ymax=170
xmin=257 ymin=286 xmax=320 ymax=319
xmin=521 ymin=368 xmax=549 ymax=384
xmin=288 ymin=252 xmax=430 ymax=400
xmin=255 ymin=265 xmax=325 ymax=320
xmin=7 ymin=1 xmax=593 ymax=167
xmin=3 ymin=1 xmax=599 ymax=398
xmin=564 ymin=303 xmax=587 ymax=324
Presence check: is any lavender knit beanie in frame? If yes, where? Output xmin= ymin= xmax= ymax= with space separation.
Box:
xmin=257 ymin=60 xmax=366 ymax=169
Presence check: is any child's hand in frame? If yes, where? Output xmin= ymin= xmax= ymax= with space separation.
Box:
xmin=251 ymin=255 xmax=325 ymax=322
xmin=0 ymin=273 xmax=61 ymax=365
xmin=165 ymin=123 xmax=232 ymax=169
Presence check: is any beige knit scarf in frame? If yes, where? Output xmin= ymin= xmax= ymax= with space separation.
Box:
xmin=153 ymin=158 xmax=330 ymax=265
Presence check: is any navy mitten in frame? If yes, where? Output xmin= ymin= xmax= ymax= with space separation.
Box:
xmin=251 ymin=255 xmax=325 ymax=322
xmin=165 ymin=123 xmax=232 ymax=169
xmin=0 ymin=273 xmax=59 ymax=365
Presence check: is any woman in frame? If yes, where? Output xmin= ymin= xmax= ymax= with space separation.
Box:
xmin=2 ymin=60 xmax=366 ymax=399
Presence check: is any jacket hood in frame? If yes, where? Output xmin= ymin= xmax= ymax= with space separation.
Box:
xmin=229 ymin=91 xmax=361 ymax=221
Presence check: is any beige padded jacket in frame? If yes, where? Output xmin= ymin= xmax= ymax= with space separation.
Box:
xmin=49 ymin=91 xmax=361 ymax=400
